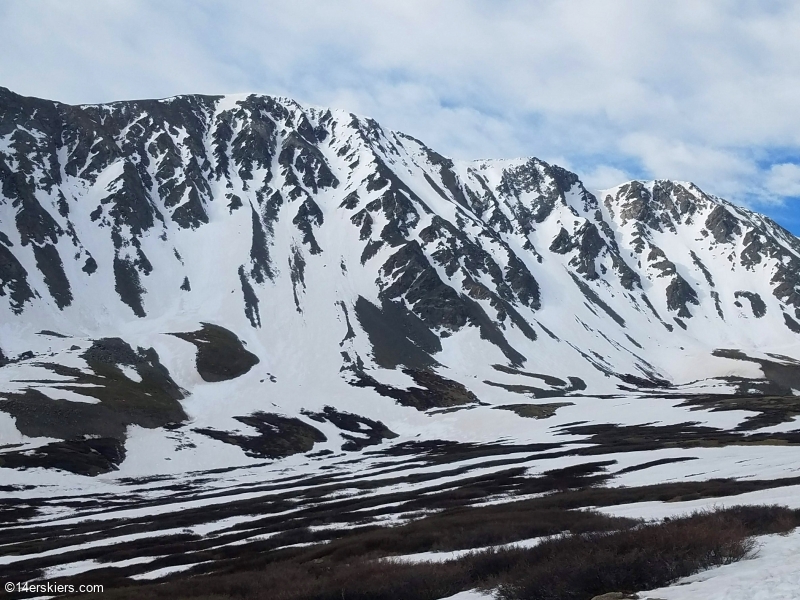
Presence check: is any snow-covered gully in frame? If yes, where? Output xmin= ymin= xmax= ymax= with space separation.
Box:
xmin=2 ymin=87 xmax=800 ymax=598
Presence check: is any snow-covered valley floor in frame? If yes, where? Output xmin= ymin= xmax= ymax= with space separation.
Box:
xmin=2 ymin=389 xmax=800 ymax=599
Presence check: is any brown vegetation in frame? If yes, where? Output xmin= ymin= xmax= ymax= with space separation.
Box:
xmin=73 ymin=505 xmax=799 ymax=600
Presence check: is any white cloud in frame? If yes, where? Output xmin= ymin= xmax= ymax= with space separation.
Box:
xmin=581 ymin=165 xmax=634 ymax=191
xmin=619 ymin=134 xmax=757 ymax=193
xmin=766 ymin=163 xmax=800 ymax=197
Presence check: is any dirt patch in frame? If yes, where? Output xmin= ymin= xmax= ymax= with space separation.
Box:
xmin=0 ymin=338 xmax=185 ymax=474
xmin=352 ymin=368 xmax=480 ymax=410
xmin=170 ymin=323 xmax=259 ymax=382
xmin=194 ymin=412 xmax=326 ymax=458
xmin=713 ymin=349 xmax=800 ymax=395
xmin=494 ymin=403 xmax=573 ymax=419
xmin=559 ymin=421 xmax=800 ymax=456
xmin=0 ymin=437 xmax=126 ymax=476
xmin=302 ymin=406 xmax=397 ymax=451
xmin=484 ymin=369 xmax=588 ymax=398
xmin=679 ymin=394 xmax=800 ymax=431
xmin=491 ymin=365 xmax=566 ymax=387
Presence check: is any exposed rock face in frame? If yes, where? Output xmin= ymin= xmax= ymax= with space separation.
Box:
xmin=734 ymin=291 xmax=767 ymax=318
xmin=1 ymin=86 xmax=798 ymax=347
xmin=3 ymin=87 xmax=800 ymax=475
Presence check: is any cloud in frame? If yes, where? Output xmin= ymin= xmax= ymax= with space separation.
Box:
xmin=2 ymin=0 xmax=800 ymax=229
xmin=618 ymin=134 xmax=759 ymax=197
xmin=766 ymin=163 xmax=800 ymax=198
xmin=581 ymin=165 xmax=634 ymax=191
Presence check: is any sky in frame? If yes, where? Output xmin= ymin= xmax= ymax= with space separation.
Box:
xmin=2 ymin=0 xmax=800 ymax=232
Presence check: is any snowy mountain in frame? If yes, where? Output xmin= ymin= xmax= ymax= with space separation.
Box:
xmin=6 ymin=87 xmax=800 ymax=597
xmin=2 ymin=85 xmax=800 ymax=479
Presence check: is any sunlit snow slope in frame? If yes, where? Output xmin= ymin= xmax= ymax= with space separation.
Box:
xmin=2 ymin=86 xmax=800 ymax=478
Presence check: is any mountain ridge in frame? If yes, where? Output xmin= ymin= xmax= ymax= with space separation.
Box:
xmin=2 ymin=85 xmax=800 ymax=478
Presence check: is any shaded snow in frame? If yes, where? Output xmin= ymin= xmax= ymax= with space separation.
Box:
xmin=644 ymin=529 xmax=800 ymax=600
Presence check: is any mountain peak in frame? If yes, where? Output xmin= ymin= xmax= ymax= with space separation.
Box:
xmin=2 ymin=87 xmax=800 ymax=479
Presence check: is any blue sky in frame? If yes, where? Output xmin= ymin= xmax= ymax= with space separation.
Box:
xmin=3 ymin=0 xmax=800 ymax=232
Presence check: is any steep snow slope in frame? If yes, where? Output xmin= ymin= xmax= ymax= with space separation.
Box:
xmin=1 ymin=86 xmax=800 ymax=480
xmin=5 ymin=88 xmax=800 ymax=595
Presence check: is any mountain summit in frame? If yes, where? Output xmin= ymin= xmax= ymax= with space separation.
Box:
xmin=1 ymin=87 xmax=800 ymax=477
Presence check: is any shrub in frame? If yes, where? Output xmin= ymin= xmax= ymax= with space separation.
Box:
xmin=495 ymin=508 xmax=767 ymax=600
xmin=77 ymin=505 xmax=799 ymax=600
